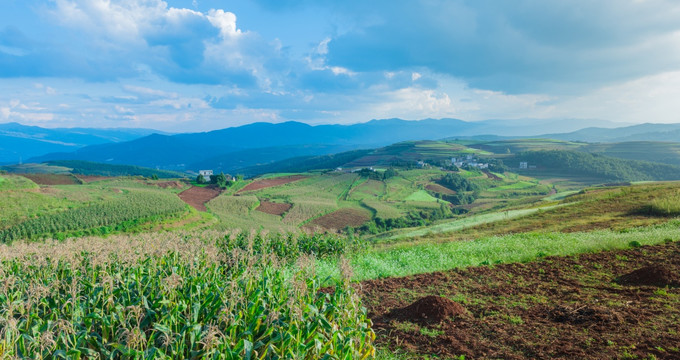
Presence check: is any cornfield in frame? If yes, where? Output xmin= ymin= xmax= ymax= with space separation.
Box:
xmin=0 ymin=190 xmax=187 ymax=243
xmin=0 ymin=232 xmax=375 ymax=359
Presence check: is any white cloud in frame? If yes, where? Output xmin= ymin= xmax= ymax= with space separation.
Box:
xmin=546 ymin=70 xmax=680 ymax=123
xmin=123 ymin=85 xmax=178 ymax=99
xmin=207 ymin=9 xmax=241 ymax=39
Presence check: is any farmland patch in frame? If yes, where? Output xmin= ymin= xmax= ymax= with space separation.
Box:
xmin=238 ymin=175 xmax=307 ymax=193
xmin=362 ymin=240 xmax=680 ymax=359
xmin=309 ymin=208 xmax=372 ymax=230
xmin=178 ymin=186 xmax=222 ymax=211
xmin=425 ymin=183 xmax=456 ymax=195
xmin=20 ymin=173 xmax=81 ymax=185
xmin=256 ymin=200 xmax=292 ymax=215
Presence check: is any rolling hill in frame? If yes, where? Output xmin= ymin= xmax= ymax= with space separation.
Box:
xmin=0 ymin=122 xmax=167 ymax=164
xmin=27 ymin=118 xmax=624 ymax=171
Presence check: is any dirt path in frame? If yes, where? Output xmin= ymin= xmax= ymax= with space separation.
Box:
xmin=177 ymin=186 xmax=222 ymax=211
xmin=482 ymin=169 xmax=502 ymax=181
xmin=360 ymin=241 xmax=680 ymax=359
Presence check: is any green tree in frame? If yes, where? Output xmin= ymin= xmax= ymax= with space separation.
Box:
xmin=215 ymin=173 xmax=229 ymax=188
xmin=196 ymin=174 xmax=206 ymax=184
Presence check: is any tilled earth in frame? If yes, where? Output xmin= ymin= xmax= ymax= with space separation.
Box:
xmin=360 ymin=240 xmax=680 ymax=359
xmin=177 ymin=186 xmax=222 ymax=211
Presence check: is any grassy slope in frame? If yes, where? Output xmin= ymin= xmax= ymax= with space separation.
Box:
xmin=316 ymin=181 xmax=680 ymax=282
xmin=318 ymin=221 xmax=680 ymax=281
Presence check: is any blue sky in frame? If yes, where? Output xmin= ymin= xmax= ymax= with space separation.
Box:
xmin=1 ymin=0 xmax=680 ymax=131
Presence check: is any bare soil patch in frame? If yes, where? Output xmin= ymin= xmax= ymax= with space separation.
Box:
xmin=309 ymin=208 xmax=371 ymax=230
xmin=361 ymin=241 xmax=680 ymax=359
xmin=255 ymin=200 xmax=292 ymax=216
xmin=425 ymin=183 xmax=456 ymax=195
xmin=237 ymin=175 xmax=307 ymax=193
xmin=21 ymin=173 xmax=80 ymax=185
xmin=177 ymin=186 xmax=222 ymax=211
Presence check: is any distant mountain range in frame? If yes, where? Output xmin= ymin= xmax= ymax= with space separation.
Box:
xmin=4 ymin=118 xmax=680 ymax=172
xmin=542 ymin=123 xmax=680 ymax=142
xmin=0 ymin=122 xmax=168 ymax=164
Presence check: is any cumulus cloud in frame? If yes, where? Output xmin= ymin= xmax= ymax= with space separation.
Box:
xmin=321 ymin=0 xmax=680 ymax=93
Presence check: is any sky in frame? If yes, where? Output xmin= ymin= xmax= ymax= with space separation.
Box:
xmin=1 ymin=0 xmax=680 ymax=132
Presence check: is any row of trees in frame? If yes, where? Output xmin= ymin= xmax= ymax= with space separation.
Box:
xmin=356 ymin=167 xmax=398 ymax=180
xmin=196 ymin=172 xmax=243 ymax=188
xmin=353 ymin=204 xmax=460 ymax=234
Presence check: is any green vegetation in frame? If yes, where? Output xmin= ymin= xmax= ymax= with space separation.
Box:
xmin=239 ymin=149 xmax=373 ymax=176
xmin=404 ymin=190 xmax=439 ymax=202
xmin=0 ymin=163 xmax=73 ymax=174
xmin=319 ymin=220 xmax=680 ymax=281
xmin=516 ymin=150 xmax=680 ymax=181
xmin=644 ymin=193 xmax=680 ymax=216
xmin=0 ymin=233 xmax=375 ymax=359
xmin=45 ymin=160 xmax=185 ymax=178
xmin=0 ymin=174 xmax=38 ymax=191
xmin=0 ymin=190 xmax=187 ymax=243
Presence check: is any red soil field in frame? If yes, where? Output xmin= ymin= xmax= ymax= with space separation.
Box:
xmin=177 ymin=186 xmax=222 ymax=211
xmin=21 ymin=173 xmax=80 ymax=185
xmin=360 ymin=241 xmax=680 ymax=359
xmin=309 ymin=208 xmax=371 ymax=230
xmin=425 ymin=183 xmax=456 ymax=195
xmin=237 ymin=175 xmax=307 ymax=193
xmin=255 ymin=200 xmax=292 ymax=215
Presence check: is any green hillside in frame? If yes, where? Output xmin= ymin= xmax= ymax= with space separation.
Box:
xmin=514 ymin=150 xmax=680 ymax=181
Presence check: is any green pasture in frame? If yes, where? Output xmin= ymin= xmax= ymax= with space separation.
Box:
xmin=318 ymin=220 xmax=680 ymax=281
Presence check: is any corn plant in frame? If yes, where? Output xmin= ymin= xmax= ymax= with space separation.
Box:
xmin=0 ymin=190 xmax=187 ymax=243
xmin=0 ymin=233 xmax=375 ymax=359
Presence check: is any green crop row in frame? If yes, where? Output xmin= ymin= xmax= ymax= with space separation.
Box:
xmin=0 ymin=233 xmax=375 ymax=359
xmin=0 ymin=190 xmax=187 ymax=243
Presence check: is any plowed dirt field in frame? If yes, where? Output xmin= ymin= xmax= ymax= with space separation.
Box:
xmin=177 ymin=186 xmax=222 ymax=211
xmin=361 ymin=240 xmax=680 ymax=359
xmin=237 ymin=175 xmax=307 ymax=193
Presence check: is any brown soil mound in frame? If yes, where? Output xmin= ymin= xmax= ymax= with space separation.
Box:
xmin=255 ymin=200 xmax=292 ymax=215
xmin=548 ymin=304 xmax=623 ymax=325
xmin=425 ymin=184 xmax=456 ymax=195
xmin=390 ymin=296 xmax=466 ymax=324
xmin=309 ymin=208 xmax=371 ymax=230
xmin=177 ymin=186 xmax=222 ymax=211
xmin=238 ymin=175 xmax=307 ymax=193
xmin=21 ymin=174 xmax=80 ymax=185
xmin=616 ymin=265 xmax=680 ymax=287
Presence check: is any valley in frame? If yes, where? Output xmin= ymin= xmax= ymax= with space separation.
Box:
xmin=1 ymin=136 xmax=680 ymax=359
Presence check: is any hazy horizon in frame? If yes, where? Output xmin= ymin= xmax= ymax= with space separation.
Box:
xmin=2 ymin=1 xmax=680 ymax=132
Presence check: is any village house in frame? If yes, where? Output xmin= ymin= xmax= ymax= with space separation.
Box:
xmin=199 ymin=170 xmax=213 ymax=181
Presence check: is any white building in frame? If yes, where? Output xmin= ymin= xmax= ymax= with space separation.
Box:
xmin=199 ymin=170 xmax=213 ymax=181
xmin=519 ymin=162 xmax=528 ymax=169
